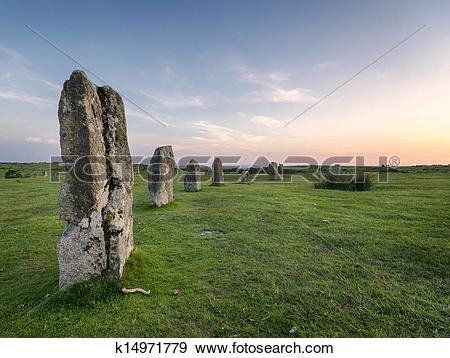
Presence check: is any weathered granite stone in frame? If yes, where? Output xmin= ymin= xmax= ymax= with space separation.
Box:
xmin=268 ymin=162 xmax=279 ymax=180
xmin=239 ymin=170 xmax=249 ymax=183
xmin=33 ymin=171 xmax=38 ymax=178
xmin=212 ymin=157 xmax=224 ymax=185
xmin=184 ymin=159 xmax=201 ymax=191
xmin=148 ymin=145 xmax=175 ymax=206
xmin=57 ymin=70 xmax=133 ymax=290
xmin=42 ymin=170 xmax=48 ymax=177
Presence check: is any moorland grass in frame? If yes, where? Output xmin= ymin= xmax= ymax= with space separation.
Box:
xmin=0 ymin=164 xmax=448 ymax=337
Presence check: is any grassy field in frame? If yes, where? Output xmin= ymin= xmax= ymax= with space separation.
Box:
xmin=0 ymin=164 xmax=448 ymax=337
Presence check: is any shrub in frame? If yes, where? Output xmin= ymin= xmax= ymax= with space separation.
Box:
xmin=5 ymin=169 xmax=22 ymax=178
xmin=314 ymin=173 xmax=374 ymax=191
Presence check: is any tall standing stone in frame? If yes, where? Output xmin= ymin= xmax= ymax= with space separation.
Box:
xmin=148 ymin=145 xmax=175 ymax=207
xmin=239 ymin=170 xmax=249 ymax=183
xmin=212 ymin=157 xmax=224 ymax=185
xmin=184 ymin=159 xmax=201 ymax=191
xmin=268 ymin=162 xmax=279 ymax=180
xmin=57 ymin=70 xmax=133 ymax=290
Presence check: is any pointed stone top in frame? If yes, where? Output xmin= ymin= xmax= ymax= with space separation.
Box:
xmin=153 ymin=145 xmax=174 ymax=156
xmin=61 ymin=70 xmax=97 ymax=102
xmin=69 ymin=70 xmax=90 ymax=82
xmin=186 ymin=159 xmax=200 ymax=174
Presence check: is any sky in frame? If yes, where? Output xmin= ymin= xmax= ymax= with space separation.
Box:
xmin=0 ymin=0 xmax=449 ymax=165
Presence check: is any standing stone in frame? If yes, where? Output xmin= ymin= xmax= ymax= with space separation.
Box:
xmin=42 ymin=170 xmax=48 ymax=177
xmin=57 ymin=70 xmax=133 ymax=290
xmin=333 ymin=164 xmax=341 ymax=174
xmin=148 ymin=145 xmax=175 ymax=207
xmin=239 ymin=170 xmax=249 ymax=183
xmin=33 ymin=171 xmax=38 ymax=178
xmin=184 ymin=159 xmax=201 ymax=191
xmin=268 ymin=162 xmax=279 ymax=180
xmin=212 ymin=157 xmax=224 ymax=185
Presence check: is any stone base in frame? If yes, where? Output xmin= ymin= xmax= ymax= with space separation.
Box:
xmin=57 ymin=215 xmax=106 ymax=290
xmin=184 ymin=181 xmax=201 ymax=191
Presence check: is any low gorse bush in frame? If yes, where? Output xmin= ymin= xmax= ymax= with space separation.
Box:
xmin=314 ymin=173 xmax=374 ymax=191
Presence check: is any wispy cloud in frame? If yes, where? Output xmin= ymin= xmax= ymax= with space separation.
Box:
xmin=192 ymin=120 xmax=266 ymax=144
xmin=250 ymin=115 xmax=282 ymax=127
xmin=25 ymin=137 xmax=58 ymax=144
xmin=0 ymin=91 xmax=54 ymax=105
xmin=0 ymin=45 xmax=61 ymax=92
xmin=192 ymin=136 xmax=218 ymax=143
xmin=141 ymin=90 xmax=208 ymax=109
xmin=313 ymin=61 xmax=337 ymax=69
xmin=263 ymin=87 xmax=315 ymax=103
xmin=238 ymin=133 xmax=265 ymax=143
xmin=32 ymin=78 xmax=60 ymax=91
xmin=267 ymin=72 xmax=289 ymax=81
xmin=237 ymin=65 xmax=316 ymax=104
xmin=0 ymin=45 xmax=29 ymax=65
xmin=193 ymin=121 xmax=235 ymax=142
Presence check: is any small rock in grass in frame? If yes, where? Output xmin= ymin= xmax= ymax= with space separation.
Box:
xmin=289 ymin=327 xmax=297 ymax=334
xmin=173 ymin=289 xmax=179 ymax=295
xmin=322 ymin=219 xmax=329 ymax=224
xmin=247 ymin=318 xmax=257 ymax=322
xmin=62 ymin=317 xmax=69 ymax=321
xmin=0 ymin=268 xmax=3 ymax=272
xmin=44 ymin=293 xmax=50 ymax=299
xmin=199 ymin=230 xmax=225 ymax=238
xmin=314 ymin=203 xmax=317 ymax=206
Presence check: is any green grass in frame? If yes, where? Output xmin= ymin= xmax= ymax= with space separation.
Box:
xmin=0 ymin=165 xmax=448 ymax=337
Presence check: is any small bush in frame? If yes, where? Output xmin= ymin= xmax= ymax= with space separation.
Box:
xmin=5 ymin=169 xmax=22 ymax=178
xmin=315 ymin=173 xmax=374 ymax=191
